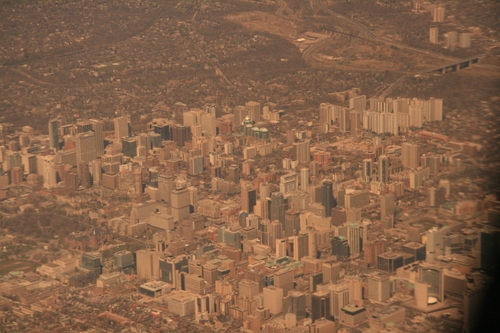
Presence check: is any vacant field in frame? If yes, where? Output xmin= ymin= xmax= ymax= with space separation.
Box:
xmin=225 ymin=11 xmax=301 ymax=38
xmin=0 ymin=260 xmax=39 ymax=276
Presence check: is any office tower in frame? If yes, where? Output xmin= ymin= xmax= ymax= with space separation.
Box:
xmin=183 ymin=273 xmax=207 ymax=295
xmin=349 ymin=95 xmax=366 ymax=111
xmin=269 ymin=220 xmax=283 ymax=251
xmin=48 ymin=120 xmax=59 ymax=150
xmin=311 ymin=291 xmax=330 ymax=322
xmin=183 ymin=110 xmax=199 ymax=127
xmin=201 ymin=113 xmax=216 ymax=136
xmin=274 ymin=268 xmax=294 ymax=296
xmin=329 ymin=281 xmax=350 ymax=319
xmin=81 ymin=252 xmax=102 ymax=278
xmin=246 ymin=101 xmax=261 ymax=123
xmin=339 ymin=107 xmax=350 ymax=133
xmin=284 ymin=209 xmax=300 ymax=237
xmin=429 ymin=187 xmax=446 ymax=207
xmin=189 ymin=156 xmax=203 ymax=175
xmin=158 ymin=173 xmax=174 ymax=203
xmin=114 ymin=116 xmax=130 ymax=138
xmin=432 ymin=6 xmax=445 ymax=22
xmin=76 ymin=131 xmax=97 ymax=164
xmin=377 ymin=252 xmax=404 ymax=273
xmin=347 ymin=223 xmax=362 ymax=256
xmin=263 ymin=286 xmax=283 ymax=314
xmin=444 ymin=31 xmax=458 ymax=50
xmin=402 ymin=143 xmax=420 ymax=169
xmin=38 ymin=155 xmax=58 ymax=189
xmin=322 ymin=262 xmax=341 ymax=284
xmin=295 ymin=140 xmax=310 ymax=164
xmin=77 ymin=161 xmax=91 ymax=189
xmin=378 ymin=155 xmax=389 ymax=184
xmin=368 ymin=275 xmax=391 ymax=302
xmin=171 ymin=187 xmax=190 ymax=221
xmin=228 ymin=164 xmax=240 ymax=184
xmin=380 ymin=193 xmax=396 ymax=218
xmin=121 ymin=137 xmax=137 ymax=158
xmin=258 ymin=219 xmax=270 ymax=246
xmin=159 ymin=254 xmax=189 ymax=288
xmin=478 ymin=230 xmax=500 ymax=271
xmin=114 ymin=251 xmax=134 ymax=271
xmin=90 ymin=119 xmax=105 ymax=156
xmin=430 ymin=27 xmax=439 ymax=44
xmin=332 ymin=236 xmax=350 ymax=260
xmin=136 ymin=250 xmax=160 ymax=280
xmin=239 ymin=279 xmax=260 ymax=299
xmin=294 ymin=232 xmax=309 ymax=261
xmin=362 ymin=158 xmax=372 ymax=183
xmin=321 ymin=180 xmax=336 ymax=217
xmin=459 ymin=32 xmax=471 ymax=48
xmin=270 ymin=192 xmax=285 ymax=224
xmin=276 ymin=238 xmax=287 ymax=257
xmin=300 ymin=168 xmax=310 ymax=191
xmin=403 ymin=242 xmax=426 ymax=261
xmin=171 ymin=125 xmax=191 ymax=147
xmin=279 ymin=172 xmax=298 ymax=195
xmin=425 ymin=227 xmax=443 ymax=262
xmin=309 ymin=160 xmax=319 ymax=177
xmin=287 ymin=291 xmax=306 ymax=320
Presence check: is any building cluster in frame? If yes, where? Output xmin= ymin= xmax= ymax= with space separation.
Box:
xmin=0 ymin=94 xmax=498 ymax=333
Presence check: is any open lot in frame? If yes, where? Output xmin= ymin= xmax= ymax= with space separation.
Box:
xmin=0 ymin=260 xmax=39 ymax=276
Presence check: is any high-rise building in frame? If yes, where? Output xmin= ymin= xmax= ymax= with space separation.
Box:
xmin=263 ymin=285 xmax=283 ymax=314
xmin=284 ymin=209 xmax=301 ymax=237
xmin=478 ymin=230 xmax=500 ymax=272
xmin=114 ymin=251 xmax=134 ymax=270
xmin=430 ymin=27 xmax=439 ymax=44
xmin=377 ymin=252 xmax=403 ymax=273
xmin=432 ymin=6 xmax=445 ymax=22
xmin=444 ymin=31 xmax=458 ymax=50
xmin=274 ymin=268 xmax=294 ymax=296
xmin=81 ymin=252 xmax=102 ymax=278
xmin=122 ymin=137 xmax=137 ymax=158
xmin=321 ymin=180 xmax=336 ymax=217
xmin=295 ymin=140 xmax=310 ymax=164
xmin=368 ymin=275 xmax=391 ymax=302
xmin=171 ymin=125 xmax=191 ymax=147
xmin=329 ymin=281 xmax=350 ymax=319
xmin=270 ymin=192 xmax=285 ymax=224
xmin=349 ymin=95 xmax=366 ymax=111
xmin=245 ymin=101 xmax=261 ymax=123
xmin=228 ymin=164 xmax=240 ymax=184
xmin=48 ymin=120 xmax=59 ymax=150
xmin=239 ymin=279 xmax=260 ymax=299
xmin=332 ymin=236 xmax=350 ymax=260
xmin=90 ymin=119 xmax=105 ymax=156
xmin=300 ymin=168 xmax=310 ymax=191
xmin=201 ymin=113 xmax=216 ymax=136
xmin=347 ymin=222 xmax=363 ymax=256
xmin=114 ymin=116 xmax=130 ymax=139
xmin=294 ymin=232 xmax=309 ymax=261
xmin=402 ymin=143 xmax=420 ymax=169
xmin=363 ymin=158 xmax=372 ymax=183
xmin=159 ymin=254 xmax=189 ymax=288
xmin=77 ymin=161 xmax=91 ymax=189
xmin=322 ymin=262 xmax=341 ymax=284
xmin=311 ymin=291 xmax=330 ymax=322
xmin=309 ymin=318 xmax=336 ymax=333
xmin=378 ymin=155 xmax=389 ymax=184
xmin=76 ymin=131 xmax=97 ymax=164
xmin=459 ymin=32 xmax=471 ymax=48
xmin=171 ymin=187 xmax=190 ymax=221
xmin=380 ymin=193 xmax=396 ymax=218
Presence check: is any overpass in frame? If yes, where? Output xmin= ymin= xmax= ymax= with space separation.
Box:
xmin=426 ymin=57 xmax=479 ymax=74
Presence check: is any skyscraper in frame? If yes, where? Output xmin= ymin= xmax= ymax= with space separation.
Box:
xmin=228 ymin=164 xmax=240 ymax=184
xmin=245 ymin=101 xmax=261 ymax=123
xmin=263 ymin=285 xmax=283 ymax=314
xmin=48 ymin=120 xmax=59 ymax=151
xmin=270 ymin=192 xmax=285 ymax=224
xmin=294 ymin=140 xmax=310 ymax=164
xmin=402 ymin=143 xmax=420 ymax=169
xmin=76 ymin=131 xmax=97 ymax=164
xmin=378 ymin=155 xmax=389 ymax=184
xmin=114 ymin=116 xmax=130 ymax=139
xmin=321 ymin=180 xmax=336 ymax=217
xmin=311 ymin=291 xmax=330 ymax=322
xmin=300 ymin=168 xmax=309 ymax=191
xmin=347 ymin=222 xmax=363 ymax=256
xmin=362 ymin=158 xmax=372 ymax=183
xmin=90 ymin=119 xmax=105 ymax=156
xmin=430 ymin=27 xmax=439 ymax=44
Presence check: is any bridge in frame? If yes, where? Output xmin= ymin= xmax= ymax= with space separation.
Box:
xmin=426 ymin=57 xmax=479 ymax=74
